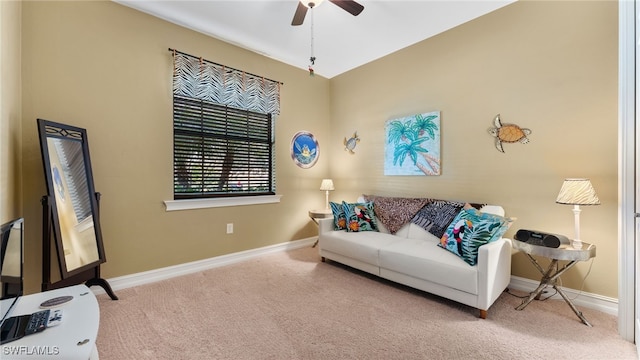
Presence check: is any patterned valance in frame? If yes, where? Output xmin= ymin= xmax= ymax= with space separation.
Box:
xmin=171 ymin=50 xmax=281 ymax=115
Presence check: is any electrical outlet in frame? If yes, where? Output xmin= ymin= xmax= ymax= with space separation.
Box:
xmin=226 ymin=223 xmax=233 ymax=234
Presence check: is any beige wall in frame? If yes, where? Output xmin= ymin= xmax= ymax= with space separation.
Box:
xmin=15 ymin=1 xmax=619 ymax=299
xmin=20 ymin=1 xmax=331 ymax=293
xmin=329 ymin=0 xmax=618 ymax=298
xmin=1 ymin=0 xmax=22 ymax=223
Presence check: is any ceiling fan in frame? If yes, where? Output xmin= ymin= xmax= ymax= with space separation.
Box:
xmin=291 ymin=0 xmax=364 ymax=26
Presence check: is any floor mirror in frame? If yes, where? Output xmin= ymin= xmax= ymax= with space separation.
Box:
xmin=37 ymin=119 xmax=117 ymax=300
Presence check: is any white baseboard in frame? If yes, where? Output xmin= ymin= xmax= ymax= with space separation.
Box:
xmin=92 ymin=240 xmax=618 ymax=318
xmin=508 ymin=275 xmax=618 ymax=316
xmin=91 ymin=237 xmax=317 ymax=295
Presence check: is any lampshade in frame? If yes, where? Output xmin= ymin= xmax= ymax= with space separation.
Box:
xmin=319 ymin=179 xmax=335 ymax=191
xmin=555 ymin=178 xmax=600 ymax=205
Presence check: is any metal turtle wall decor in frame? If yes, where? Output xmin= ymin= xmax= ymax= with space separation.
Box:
xmin=488 ymin=114 xmax=531 ymax=153
xmin=343 ymin=131 xmax=360 ymax=154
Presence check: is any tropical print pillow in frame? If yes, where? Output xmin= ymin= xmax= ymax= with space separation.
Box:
xmin=342 ymin=201 xmax=378 ymax=232
xmin=330 ymin=201 xmax=347 ymax=230
xmin=438 ymin=207 xmax=512 ymax=265
xmin=462 ymin=203 xmax=514 ymax=243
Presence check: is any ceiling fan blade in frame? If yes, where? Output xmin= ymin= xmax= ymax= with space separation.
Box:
xmin=291 ymin=1 xmax=308 ymax=26
xmin=329 ymin=0 xmax=364 ymax=16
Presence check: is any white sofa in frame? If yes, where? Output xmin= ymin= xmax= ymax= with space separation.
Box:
xmin=318 ymin=205 xmax=512 ymax=319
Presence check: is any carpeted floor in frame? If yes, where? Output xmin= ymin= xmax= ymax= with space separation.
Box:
xmin=95 ymin=246 xmax=637 ymax=359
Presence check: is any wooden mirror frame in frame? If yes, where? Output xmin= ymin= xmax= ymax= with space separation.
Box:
xmin=37 ymin=119 xmax=106 ymax=280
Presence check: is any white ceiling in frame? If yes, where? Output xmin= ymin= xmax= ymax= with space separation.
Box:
xmin=114 ymin=0 xmax=516 ymax=78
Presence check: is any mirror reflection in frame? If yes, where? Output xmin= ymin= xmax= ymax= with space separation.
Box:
xmin=46 ymin=137 xmax=100 ymax=272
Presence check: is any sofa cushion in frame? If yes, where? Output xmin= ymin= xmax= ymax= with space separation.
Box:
xmin=375 ymin=217 xmax=390 ymax=234
xmin=406 ymin=223 xmax=438 ymax=241
xmin=364 ymin=195 xmax=430 ymax=234
xmin=477 ymin=204 xmax=505 ymax=217
xmin=329 ymin=201 xmax=347 ymax=230
xmin=343 ymin=201 xmax=378 ymax=232
xmin=320 ymin=230 xmax=404 ymax=266
xmin=378 ymin=238 xmax=478 ymax=294
xmin=438 ymin=207 xmax=512 ymax=266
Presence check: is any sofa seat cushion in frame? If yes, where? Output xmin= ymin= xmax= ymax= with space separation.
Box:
xmin=320 ymin=230 xmax=404 ymax=266
xmin=378 ymin=238 xmax=478 ymax=295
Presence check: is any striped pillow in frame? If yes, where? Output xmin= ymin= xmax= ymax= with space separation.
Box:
xmin=411 ymin=200 xmax=466 ymax=238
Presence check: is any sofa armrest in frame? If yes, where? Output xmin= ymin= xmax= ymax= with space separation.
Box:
xmin=476 ymin=238 xmax=512 ymax=311
xmin=318 ymin=218 xmax=334 ymax=235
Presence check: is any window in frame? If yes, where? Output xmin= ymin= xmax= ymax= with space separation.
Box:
xmin=171 ymin=50 xmax=281 ymax=200
xmin=173 ymin=96 xmax=274 ymax=198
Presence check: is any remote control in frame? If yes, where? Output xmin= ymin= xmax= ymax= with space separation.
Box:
xmin=47 ymin=309 xmax=63 ymax=327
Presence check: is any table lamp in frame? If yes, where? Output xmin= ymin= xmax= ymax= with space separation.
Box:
xmin=555 ymin=178 xmax=600 ymax=249
xmin=319 ymin=179 xmax=335 ymax=210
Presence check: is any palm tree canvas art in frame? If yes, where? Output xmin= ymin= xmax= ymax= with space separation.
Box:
xmin=384 ymin=111 xmax=441 ymax=176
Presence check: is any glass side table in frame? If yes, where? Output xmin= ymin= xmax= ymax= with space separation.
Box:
xmin=512 ymin=238 xmax=596 ymax=326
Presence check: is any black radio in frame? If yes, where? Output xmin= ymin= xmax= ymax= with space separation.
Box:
xmin=514 ymin=229 xmax=570 ymax=248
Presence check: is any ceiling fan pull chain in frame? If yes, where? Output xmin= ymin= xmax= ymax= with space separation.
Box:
xmin=309 ymin=5 xmax=316 ymax=76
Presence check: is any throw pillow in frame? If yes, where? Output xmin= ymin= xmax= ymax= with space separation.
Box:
xmin=342 ymin=201 xmax=378 ymax=232
xmin=329 ymin=201 xmax=347 ymax=230
xmin=364 ymin=195 xmax=430 ymax=234
xmin=462 ymin=203 xmax=515 ymax=242
xmin=438 ymin=207 xmax=512 ymax=266
xmin=410 ymin=200 xmax=466 ymax=238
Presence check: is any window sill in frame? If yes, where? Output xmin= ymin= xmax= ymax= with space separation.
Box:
xmin=164 ymin=195 xmax=282 ymax=211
